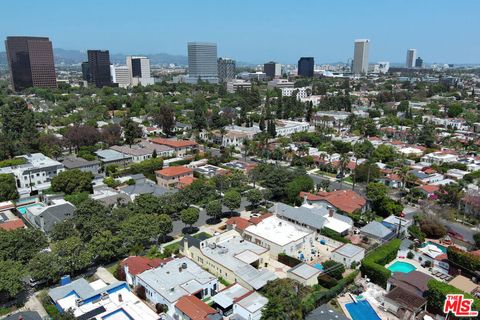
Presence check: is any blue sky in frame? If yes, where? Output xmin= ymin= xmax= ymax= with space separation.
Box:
xmin=2 ymin=0 xmax=479 ymax=64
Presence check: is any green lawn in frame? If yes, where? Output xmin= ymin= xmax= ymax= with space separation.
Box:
xmin=193 ymin=231 xmax=212 ymax=239
xmin=106 ymin=261 xmax=119 ymax=275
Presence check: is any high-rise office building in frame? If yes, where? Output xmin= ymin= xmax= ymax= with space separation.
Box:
xmin=5 ymin=36 xmax=57 ymax=91
xmin=264 ymin=61 xmax=282 ymax=79
xmin=81 ymin=61 xmax=90 ymax=82
xmin=415 ymin=57 xmax=424 ymax=68
xmin=406 ymin=49 xmax=417 ymax=68
xmin=126 ymin=56 xmax=154 ymax=86
xmin=217 ymin=58 xmax=236 ymax=82
xmin=187 ymin=42 xmax=218 ymax=83
xmin=298 ymin=57 xmax=314 ymax=77
xmin=111 ymin=66 xmax=130 ymax=88
xmin=87 ymin=50 xmax=112 ymax=88
xmin=352 ymin=39 xmax=370 ymax=75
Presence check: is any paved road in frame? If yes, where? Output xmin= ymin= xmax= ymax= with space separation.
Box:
xmin=404 ymin=204 xmax=477 ymax=243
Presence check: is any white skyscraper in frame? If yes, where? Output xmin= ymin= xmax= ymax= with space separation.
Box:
xmin=188 ymin=42 xmax=218 ymax=84
xmin=352 ymin=39 xmax=370 ymax=75
xmin=406 ymin=49 xmax=417 ymax=68
xmin=126 ymin=56 xmax=154 ymax=86
xmin=112 ymin=66 xmax=131 ymax=88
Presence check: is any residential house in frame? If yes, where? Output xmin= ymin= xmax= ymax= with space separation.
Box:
xmin=175 ymin=295 xmax=222 ymax=320
xmin=270 ymin=202 xmax=353 ymax=235
xmin=331 ymin=243 xmax=365 ymax=267
xmin=300 ymin=190 xmax=367 ymax=214
xmin=193 ymin=164 xmax=229 ymax=179
xmin=120 ymin=256 xmax=172 ymax=286
xmin=95 ymin=149 xmax=132 ymax=166
xmin=61 ymin=156 xmax=100 ymax=174
xmin=0 ymin=153 xmax=64 ymax=195
xmin=119 ymin=174 xmax=173 ymax=201
xmin=48 ymin=277 xmax=159 ymax=320
xmin=110 ymin=145 xmax=156 ymax=163
xmin=417 ymin=184 xmax=440 ymax=199
xmin=287 ymin=263 xmax=321 ymax=286
xmin=243 ymin=215 xmax=315 ymax=259
xmin=4 ymin=312 xmax=42 ymax=320
xmin=360 ymin=221 xmax=395 ymax=242
xmin=150 ymin=138 xmax=197 ymax=157
xmin=448 ymin=275 xmax=480 ymax=295
xmin=231 ymin=291 xmax=268 ymax=320
xmin=135 ymin=257 xmax=218 ymax=316
xmin=384 ymin=271 xmax=432 ymax=319
xmin=0 ymin=208 xmax=26 ymax=231
xmin=211 ymin=283 xmax=267 ymax=319
xmin=181 ymin=230 xmax=277 ymax=291
xmin=155 ymin=166 xmax=193 ymax=188
xmin=24 ymin=199 xmax=75 ymax=233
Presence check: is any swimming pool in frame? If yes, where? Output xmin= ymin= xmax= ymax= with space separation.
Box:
xmin=17 ymin=203 xmax=44 ymax=215
xmin=388 ymin=261 xmax=416 ymax=273
xmin=421 ymin=241 xmax=447 ymax=253
xmin=345 ymin=300 xmax=381 ymax=320
xmin=313 ymin=263 xmax=323 ymax=271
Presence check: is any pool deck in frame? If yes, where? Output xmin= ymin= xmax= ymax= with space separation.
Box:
xmin=337 ymin=293 xmax=399 ymax=320
xmin=386 ymin=257 xmax=448 ymax=282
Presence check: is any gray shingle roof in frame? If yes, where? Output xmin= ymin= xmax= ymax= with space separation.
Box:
xmin=306 ymin=304 xmax=349 ymax=320
xmin=360 ymin=221 xmax=394 ymax=239
xmin=270 ymin=202 xmax=326 ymax=230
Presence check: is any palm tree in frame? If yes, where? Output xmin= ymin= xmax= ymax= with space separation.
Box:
xmin=398 ymin=166 xmax=410 ymax=193
xmin=242 ymin=138 xmax=250 ymax=161
xmin=339 ymin=153 xmax=350 ymax=185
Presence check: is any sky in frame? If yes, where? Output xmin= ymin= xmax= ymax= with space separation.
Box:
xmin=1 ymin=0 xmax=479 ymax=64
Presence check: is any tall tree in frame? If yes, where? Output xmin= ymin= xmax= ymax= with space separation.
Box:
xmin=223 ymin=189 xmax=241 ymax=213
xmin=180 ymin=207 xmax=200 ymax=233
xmin=153 ymin=105 xmax=175 ymax=137
xmin=123 ymin=117 xmax=142 ymax=147
xmin=0 ymin=174 xmax=19 ymax=201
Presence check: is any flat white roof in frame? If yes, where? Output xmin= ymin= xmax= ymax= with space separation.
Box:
xmin=245 ymin=216 xmax=312 ymax=246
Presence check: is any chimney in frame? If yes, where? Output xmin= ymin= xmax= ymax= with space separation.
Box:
xmin=328 ymin=208 xmax=334 ymax=217
xmin=118 ymin=293 xmax=123 ymax=302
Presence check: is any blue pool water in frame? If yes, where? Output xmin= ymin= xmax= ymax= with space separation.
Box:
xmin=420 ymin=241 xmax=447 ymax=253
xmin=17 ymin=203 xmax=43 ymax=215
xmin=313 ymin=263 xmax=324 ymax=271
xmin=388 ymin=261 xmax=416 ymax=273
xmin=346 ymin=300 xmax=381 ymax=320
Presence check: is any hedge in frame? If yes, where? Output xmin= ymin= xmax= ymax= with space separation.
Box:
xmin=320 ymin=228 xmax=350 ymax=244
xmin=278 ymin=253 xmax=303 ymax=268
xmin=0 ymin=158 xmax=27 ymax=168
xmin=360 ymin=238 xmax=401 ymax=288
xmin=426 ymin=279 xmax=480 ymax=317
xmin=302 ymin=270 xmax=359 ymax=314
xmin=447 ymin=246 xmax=480 ymax=277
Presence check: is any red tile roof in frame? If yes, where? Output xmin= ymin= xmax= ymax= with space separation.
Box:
xmin=120 ymin=256 xmax=172 ymax=276
xmin=150 ymin=138 xmax=197 ymax=148
xmin=249 ymin=213 xmax=273 ymax=225
xmin=156 ymin=166 xmax=193 ymax=177
xmin=178 ymin=176 xmax=196 ymax=187
xmin=300 ymin=190 xmax=366 ymax=214
xmin=175 ymin=295 xmax=218 ymax=320
xmin=0 ymin=219 xmax=25 ymax=231
xmin=226 ymin=217 xmax=251 ymax=231
xmin=420 ymin=184 xmax=440 ymax=194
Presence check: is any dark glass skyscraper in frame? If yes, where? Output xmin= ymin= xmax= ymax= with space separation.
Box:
xmin=298 ymin=57 xmax=314 ymax=77
xmin=5 ymin=36 xmax=57 ymax=91
xmin=87 ymin=50 xmax=112 ymax=88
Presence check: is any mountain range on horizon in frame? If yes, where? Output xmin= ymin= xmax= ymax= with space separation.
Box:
xmin=0 ymin=48 xmax=474 ymax=68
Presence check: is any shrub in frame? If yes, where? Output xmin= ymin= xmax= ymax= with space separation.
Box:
xmin=135 ymin=285 xmax=146 ymax=300
xmin=0 ymin=158 xmax=27 ymax=168
xmin=360 ymin=239 xmax=401 ymax=288
xmin=447 ymin=246 xmax=480 ymax=277
xmin=426 ymin=279 xmax=480 ymax=316
xmin=407 ymin=251 xmax=414 ymax=259
xmin=115 ymin=264 xmax=126 ymax=281
xmin=408 ymin=225 xmax=426 ymax=242
xmin=317 ymin=274 xmax=338 ymax=288
xmin=424 ymin=260 xmax=432 ymax=268
xmin=322 ymin=260 xmax=345 ymax=280
xmin=320 ymin=228 xmax=350 ymax=244
xmin=278 ymin=253 xmax=302 ymax=268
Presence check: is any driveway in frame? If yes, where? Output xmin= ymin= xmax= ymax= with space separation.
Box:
xmin=95 ymin=267 xmax=117 ymax=284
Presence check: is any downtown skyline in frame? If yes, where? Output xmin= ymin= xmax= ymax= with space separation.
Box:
xmin=1 ymin=0 xmax=479 ymax=65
